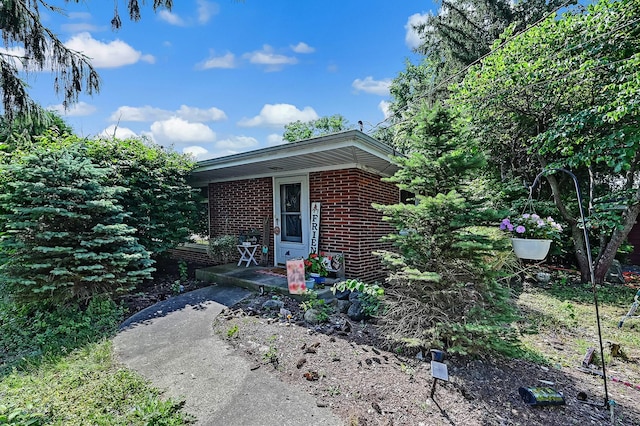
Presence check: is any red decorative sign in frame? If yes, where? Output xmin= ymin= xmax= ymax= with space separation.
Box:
xmin=286 ymin=258 xmax=306 ymax=294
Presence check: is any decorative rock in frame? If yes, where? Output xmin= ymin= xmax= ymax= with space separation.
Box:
xmin=348 ymin=290 xmax=361 ymax=302
xmin=262 ymin=299 xmax=285 ymax=309
xmin=304 ymin=308 xmax=322 ymax=324
xmin=347 ymin=300 xmax=365 ymax=321
xmin=279 ymin=308 xmax=292 ymax=318
xmin=536 ymin=272 xmax=551 ymax=284
xmin=605 ymin=260 xmax=625 ymax=284
xmin=334 ymin=289 xmax=351 ymax=300
xmin=337 ymin=299 xmax=351 ymax=314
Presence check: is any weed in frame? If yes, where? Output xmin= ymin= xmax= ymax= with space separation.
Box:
xmin=171 ymin=281 xmax=184 ymax=294
xmin=299 ymin=290 xmax=333 ymax=323
xmin=400 ymin=363 xmax=415 ymax=377
xmin=263 ymin=345 xmax=279 ymax=366
xmin=263 ymin=335 xmax=279 ymax=367
xmin=226 ymin=324 xmax=239 ymax=339
xmin=326 ymin=385 xmax=341 ymax=396
xmin=178 ymin=260 xmax=188 ymax=282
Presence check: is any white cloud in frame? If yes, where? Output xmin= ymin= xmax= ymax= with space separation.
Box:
xmin=197 ymin=0 xmax=220 ymax=24
xmin=215 ymin=135 xmax=259 ymax=151
xmin=150 ymin=117 xmax=217 ymax=145
xmin=199 ymin=51 xmax=236 ymax=69
xmin=0 ymin=46 xmax=25 ymax=69
xmin=352 ymin=76 xmax=392 ymax=96
xmin=379 ymin=100 xmax=392 ymax=119
xmin=109 ymin=105 xmax=226 ymax=122
xmin=99 ymin=125 xmax=138 ymax=139
xmin=109 ymin=105 xmax=169 ymax=122
xmin=177 ymin=105 xmax=227 ymax=121
xmin=158 ymin=10 xmax=186 ymax=26
xmin=290 ymin=42 xmax=315 ymax=54
xmin=405 ymin=13 xmax=429 ymax=50
xmin=183 ymin=145 xmax=210 ymax=159
xmin=68 ymin=12 xmax=92 ymax=20
xmin=48 ymin=101 xmax=96 ymax=117
xmin=141 ymin=54 xmax=155 ymax=64
xmin=243 ymin=45 xmax=298 ymax=71
xmin=64 ymin=32 xmax=152 ymax=68
xmin=238 ymin=104 xmax=319 ymax=128
xmin=61 ymin=23 xmax=103 ymax=33
xmin=267 ymin=133 xmax=285 ymax=146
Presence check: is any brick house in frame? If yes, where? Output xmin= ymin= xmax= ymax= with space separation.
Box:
xmin=187 ymin=130 xmax=402 ymax=282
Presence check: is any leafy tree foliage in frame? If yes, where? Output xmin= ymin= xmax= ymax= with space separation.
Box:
xmin=385 ymin=0 xmax=575 ymax=152
xmin=83 ymin=137 xmax=204 ymax=256
xmin=0 ymin=1 xmax=172 ymax=121
xmin=0 ymin=111 xmax=72 ymax=151
xmin=452 ymin=0 xmax=640 ymax=282
xmin=412 ymin=0 xmax=571 ymax=90
xmin=283 ymin=114 xmax=352 ymax=142
xmin=375 ymin=106 xmax=518 ymax=357
xmin=18 ymin=134 xmax=205 ymax=257
xmin=0 ymin=142 xmax=155 ymax=302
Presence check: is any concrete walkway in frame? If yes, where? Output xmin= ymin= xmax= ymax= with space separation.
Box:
xmin=113 ymin=285 xmax=342 ymax=426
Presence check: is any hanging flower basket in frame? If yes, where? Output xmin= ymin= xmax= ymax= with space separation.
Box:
xmin=500 ymin=213 xmax=562 ymax=260
xmin=510 ymin=238 xmax=552 ymax=260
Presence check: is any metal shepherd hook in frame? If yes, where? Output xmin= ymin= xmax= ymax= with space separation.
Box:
xmin=530 ymin=168 xmax=610 ymax=409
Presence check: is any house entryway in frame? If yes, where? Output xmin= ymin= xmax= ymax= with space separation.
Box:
xmin=273 ymin=175 xmax=309 ymax=265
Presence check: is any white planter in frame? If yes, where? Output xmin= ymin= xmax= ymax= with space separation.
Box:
xmin=510 ymin=238 xmax=552 ymax=260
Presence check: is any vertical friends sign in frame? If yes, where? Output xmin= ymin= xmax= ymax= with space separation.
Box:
xmin=310 ymin=202 xmax=320 ymax=254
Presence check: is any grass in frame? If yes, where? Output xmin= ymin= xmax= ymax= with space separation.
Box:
xmin=0 ymin=340 xmax=193 ymax=425
xmin=515 ymin=278 xmax=640 ymax=377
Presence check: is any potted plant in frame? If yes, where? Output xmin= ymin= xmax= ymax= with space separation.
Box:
xmin=207 ymin=234 xmax=238 ymax=264
xmin=304 ymin=252 xmax=328 ymax=283
xmin=500 ymin=214 xmax=563 ymax=260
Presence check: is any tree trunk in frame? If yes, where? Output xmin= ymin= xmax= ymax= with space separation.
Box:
xmin=593 ymin=204 xmax=640 ymax=284
xmin=570 ymin=224 xmax=591 ymax=283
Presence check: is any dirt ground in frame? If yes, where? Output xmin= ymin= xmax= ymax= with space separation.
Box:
xmin=125 ymin=259 xmax=640 ymax=426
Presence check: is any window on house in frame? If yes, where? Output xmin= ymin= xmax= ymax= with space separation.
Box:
xmin=280 ymin=183 xmax=302 ymax=242
xmin=190 ymin=186 xmax=210 ymax=245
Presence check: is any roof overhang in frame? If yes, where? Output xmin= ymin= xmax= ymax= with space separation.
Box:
xmin=189 ymin=130 xmax=400 ymax=186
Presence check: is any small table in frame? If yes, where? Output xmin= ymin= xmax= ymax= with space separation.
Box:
xmin=237 ymin=244 xmax=259 ymax=267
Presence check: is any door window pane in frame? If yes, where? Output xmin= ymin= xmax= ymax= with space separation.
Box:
xmin=281 ymin=183 xmax=302 ymax=242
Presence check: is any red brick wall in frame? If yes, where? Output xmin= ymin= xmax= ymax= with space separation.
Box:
xmin=209 ymin=177 xmax=274 ymax=261
xmin=309 ymin=168 xmax=398 ymax=282
xmin=168 ymin=245 xmax=215 ymax=265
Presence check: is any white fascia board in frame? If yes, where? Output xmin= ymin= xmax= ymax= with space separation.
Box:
xmin=193 ymin=131 xmax=397 ymax=173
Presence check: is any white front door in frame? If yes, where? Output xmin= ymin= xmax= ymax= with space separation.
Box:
xmin=274 ymin=175 xmax=309 ymax=264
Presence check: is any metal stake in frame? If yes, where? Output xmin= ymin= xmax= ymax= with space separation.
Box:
xmin=530 ymin=168 xmax=610 ymax=409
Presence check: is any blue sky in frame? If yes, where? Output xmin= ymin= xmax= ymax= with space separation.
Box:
xmin=27 ymin=1 xmax=431 ymax=160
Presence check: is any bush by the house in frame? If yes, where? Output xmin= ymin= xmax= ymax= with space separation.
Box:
xmin=0 ymin=143 xmax=155 ymax=303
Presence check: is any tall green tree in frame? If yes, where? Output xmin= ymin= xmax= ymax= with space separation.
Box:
xmin=375 ymin=105 xmax=517 ymax=357
xmin=0 ymin=111 xmax=72 ymax=152
xmin=283 ymin=114 xmax=352 ymax=142
xmin=22 ymin=134 xmax=204 ymax=257
xmin=84 ymin=137 xmax=204 ymax=256
xmin=452 ymin=0 xmax=640 ymax=282
xmin=0 ymin=1 xmax=172 ymax=121
xmin=0 ymin=142 xmax=154 ymax=302
xmin=386 ymin=0 xmax=575 ymax=152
